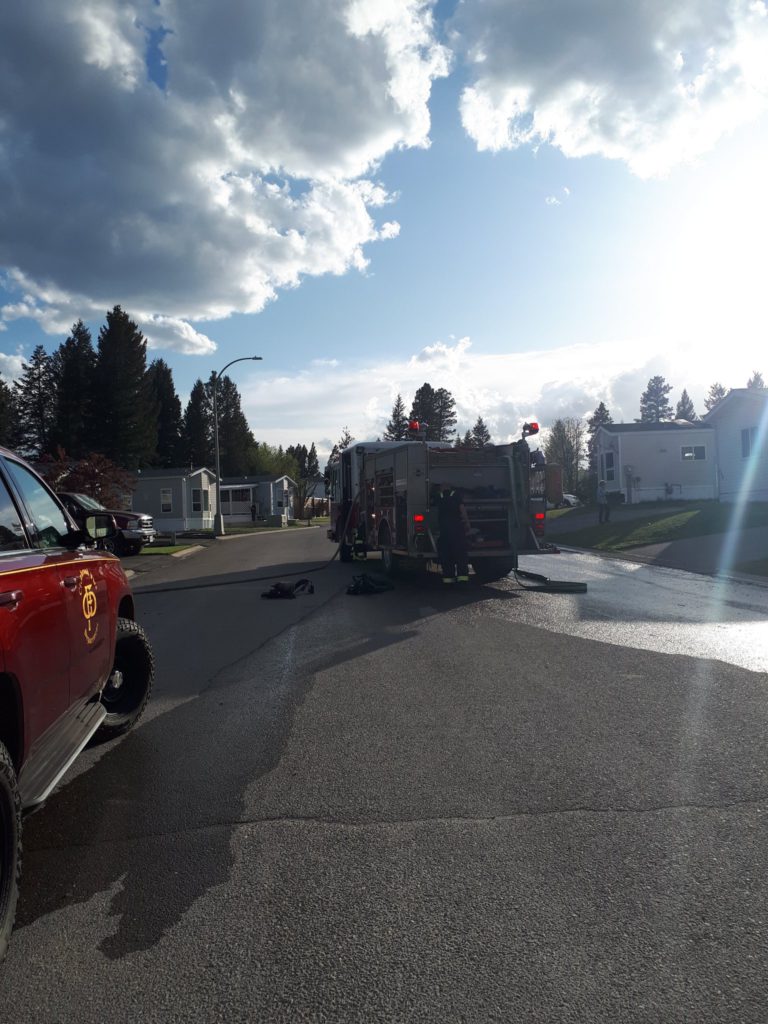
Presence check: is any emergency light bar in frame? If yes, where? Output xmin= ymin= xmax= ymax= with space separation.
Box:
xmin=522 ymin=422 xmax=539 ymax=437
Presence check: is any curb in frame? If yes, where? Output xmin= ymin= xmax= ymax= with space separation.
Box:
xmin=172 ymin=544 xmax=204 ymax=559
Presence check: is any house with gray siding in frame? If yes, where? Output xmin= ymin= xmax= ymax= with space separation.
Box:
xmin=220 ymin=475 xmax=297 ymax=522
xmin=593 ymin=390 xmax=768 ymax=504
xmin=132 ymin=467 xmax=217 ymax=532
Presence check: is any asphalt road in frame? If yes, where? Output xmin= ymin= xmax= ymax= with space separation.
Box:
xmin=1 ymin=532 xmax=767 ymax=1023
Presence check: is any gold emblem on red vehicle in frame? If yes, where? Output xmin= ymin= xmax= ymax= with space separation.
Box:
xmin=80 ymin=568 xmax=99 ymax=645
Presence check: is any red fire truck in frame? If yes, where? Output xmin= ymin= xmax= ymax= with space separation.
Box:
xmin=327 ymin=422 xmax=547 ymax=582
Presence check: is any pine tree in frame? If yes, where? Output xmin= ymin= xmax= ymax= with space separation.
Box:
xmin=638 ymin=375 xmax=674 ymax=422
xmin=471 ymin=416 xmax=492 ymax=447
xmin=91 ymin=306 xmax=157 ymax=468
xmin=50 ymin=320 xmax=96 ymax=458
xmin=586 ymin=401 xmax=613 ymax=478
xmin=181 ymin=379 xmax=213 ymax=468
xmin=704 ymin=382 xmax=727 ymax=411
xmin=409 ymin=383 xmax=437 ymax=434
xmin=747 ymin=370 xmax=765 ymax=389
xmin=431 ymin=387 xmax=457 ymax=442
xmin=14 ymin=345 xmax=57 ymax=457
xmin=675 ymin=388 xmax=697 ymax=421
xmin=147 ymin=359 xmax=183 ymax=467
xmin=306 ymin=442 xmax=320 ymax=479
xmin=383 ymin=394 xmax=409 ymax=441
xmin=0 ymin=376 xmax=17 ymax=448
xmin=211 ymin=373 xmax=256 ymax=477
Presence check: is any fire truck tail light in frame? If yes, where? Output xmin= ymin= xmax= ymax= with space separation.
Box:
xmin=413 ymin=512 xmax=426 ymax=534
xmin=534 ymin=512 xmax=545 ymax=520
xmin=413 ymin=514 xmax=425 ymax=522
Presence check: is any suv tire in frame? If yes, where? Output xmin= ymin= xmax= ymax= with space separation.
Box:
xmin=0 ymin=742 xmax=21 ymax=963
xmin=98 ymin=618 xmax=154 ymax=739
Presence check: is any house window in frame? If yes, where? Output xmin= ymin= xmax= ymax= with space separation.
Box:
xmin=160 ymin=488 xmax=172 ymax=513
xmin=192 ymin=488 xmax=201 ymax=512
xmin=681 ymin=445 xmax=706 ymax=461
xmin=741 ymin=427 xmax=757 ymax=458
xmin=603 ymin=451 xmax=615 ymax=482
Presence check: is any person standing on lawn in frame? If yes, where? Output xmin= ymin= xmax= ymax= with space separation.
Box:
xmin=597 ymin=480 xmax=610 ymax=524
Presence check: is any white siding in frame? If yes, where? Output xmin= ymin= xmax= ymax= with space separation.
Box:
xmin=711 ymin=398 xmax=768 ymax=503
xmin=596 ymin=428 xmax=717 ymax=503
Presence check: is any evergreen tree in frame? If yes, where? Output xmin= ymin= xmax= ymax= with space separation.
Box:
xmin=324 ymin=427 xmax=355 ymax=478
xmin=747 ymin=370 xmax=766 ymax=389
xmin=181 ymin=379 xmax=214 ymax=468
xmin=462 ymin=429 xmax=472 ymax=446
xmin=306 ymin=442 xmax=320 ymax=479
xmin=50 ymin=320 xmax=96 ymax=458
xmin=211 ymin=373 xmax=256 ymax=476
xmin=638 ymin=375 xmax=674 ymax=422
xmin=675 ymin=388 xmax=697 ymax=421
xmin=91 ymin=306 xmax=157 ymax=468
xmin=471 ymin=416 xmax=492 ymax=447
xmin=14 ymin=344 xmax=57 ymax=457
xmin=586 ymin=401 xmax=613 ymax=478
xmin=0 ymin=376 xmax=17 ymax=448
xmin=543 ymin=418 xmax=585 ymax=493
xmin=432 ymin=387 xmax=457 ymax=442
xmin=383 ymin=393 xmax=409 ymax=441
xmin=704 ymin=382 xmax=727 ymax=411
xmin=147 ymin=358 xmax=183 ymax=467
xmin=409 ymin=383 xmax=437 ymax=434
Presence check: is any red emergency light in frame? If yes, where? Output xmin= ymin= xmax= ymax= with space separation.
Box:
xmin=522 ymin=421 xmax=539 ymax=437
xmin=409 ymin=420 xmax=420 ymax=432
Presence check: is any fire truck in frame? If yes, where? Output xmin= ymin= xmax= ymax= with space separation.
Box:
xmin=327 ymin=422 xmax=547 ymax=582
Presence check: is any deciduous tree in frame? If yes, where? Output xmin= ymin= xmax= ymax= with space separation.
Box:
xmin=543 ymin=417 xmax=584 ymax=493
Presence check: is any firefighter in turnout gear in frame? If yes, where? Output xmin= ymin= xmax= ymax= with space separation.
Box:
xmin=436 ymin=485 xmax=471 ymax=583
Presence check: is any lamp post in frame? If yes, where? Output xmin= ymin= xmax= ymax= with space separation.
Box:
xmin=212 ymin=355 xmax=263 ymax=537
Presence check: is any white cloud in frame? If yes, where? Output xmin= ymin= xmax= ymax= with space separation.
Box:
xmin=240 ymin=333 xmax=765 ymax=462
xmin=452 ymin=0 xmax=768 ymax=176
xmin=544 ymin=196 xmax=561 ymax=206
xmin=0 ymin=1 xmax=448 ymax=347
xmin=0 ymin=351 xmax=24 ymax=381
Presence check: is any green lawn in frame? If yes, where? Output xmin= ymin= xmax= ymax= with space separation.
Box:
xmin=553 ymin=502 xmax=768 ymax=552
xmin=140 ymin=544 xmax=193 ymax=555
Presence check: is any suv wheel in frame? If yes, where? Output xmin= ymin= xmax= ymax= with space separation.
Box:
xmin=101 ymin=535 xmax=125 ymax=556
xmin=98 ymin=618 xmax=154 ymax=739
xmin=0 ymin=743 xmax=21 ymax=962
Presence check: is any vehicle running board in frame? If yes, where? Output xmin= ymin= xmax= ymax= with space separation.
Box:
xmin=18 ymin=700 xmax=107 ymax=809
xmin=514 ymin=569 xmax=588 ymax=594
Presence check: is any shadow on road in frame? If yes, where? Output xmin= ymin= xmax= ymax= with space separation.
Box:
xmin=15 ymin=560 xmax=517 ymax=959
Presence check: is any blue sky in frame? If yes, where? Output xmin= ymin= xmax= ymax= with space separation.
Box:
xmin=1 ymin=1 xmax=767 ymax=457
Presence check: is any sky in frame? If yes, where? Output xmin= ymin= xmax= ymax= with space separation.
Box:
xmin=1 ymin=0 xmax=767 ymax=460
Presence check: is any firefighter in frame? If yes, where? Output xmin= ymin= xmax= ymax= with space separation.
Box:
xmin=436 ymin=485 xmax=471 ymax=583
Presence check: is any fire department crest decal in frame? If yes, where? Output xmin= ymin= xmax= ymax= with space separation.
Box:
xmin=80 ymin=568 xmax=99 ymax=645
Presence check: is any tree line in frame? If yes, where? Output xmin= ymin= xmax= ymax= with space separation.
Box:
xmin=382 ymin=384 xmax=491 ymax=447
xmin=0 ymin=306 xmax=321 ymax=496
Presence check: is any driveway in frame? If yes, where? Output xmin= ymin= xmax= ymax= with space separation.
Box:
xmin=546 ymin=507 xmax=768 ymax=579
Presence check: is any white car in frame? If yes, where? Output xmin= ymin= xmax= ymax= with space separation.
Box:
xmin=560 ymin=494 xmax=581 ymax=507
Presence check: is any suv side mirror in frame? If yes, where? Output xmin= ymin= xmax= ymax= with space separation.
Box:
xmin=85 ymin=513 xmax=117 ymax=540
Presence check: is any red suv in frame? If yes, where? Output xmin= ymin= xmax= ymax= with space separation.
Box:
xmin=0 ymin=449 xmax=153 ymax=960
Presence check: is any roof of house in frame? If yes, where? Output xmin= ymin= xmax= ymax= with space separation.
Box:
xmin=702 ymin=387 xmax=768 ymax=420
xmin=597 ymin=420 xmax=713 ymax=434
xmin=135 ymin=466 xmax=213 ymax=478
xmin=221 ymin=474 xmax=297 ymax=486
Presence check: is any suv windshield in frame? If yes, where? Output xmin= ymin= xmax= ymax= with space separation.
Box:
xmin=72 ymin=493 xmax=107 ymax=511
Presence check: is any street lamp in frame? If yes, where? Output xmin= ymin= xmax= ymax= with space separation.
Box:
xmin=212 ymin=355 xmax=263 ymax=537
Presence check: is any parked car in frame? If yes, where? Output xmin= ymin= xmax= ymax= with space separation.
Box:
xmin=58 ymin=492 xmax=156 ymax=556
xmin=559 ymin=494 xmax=582 ymax=507
xmin=0 ymin=449 xmax=154 ymax=960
